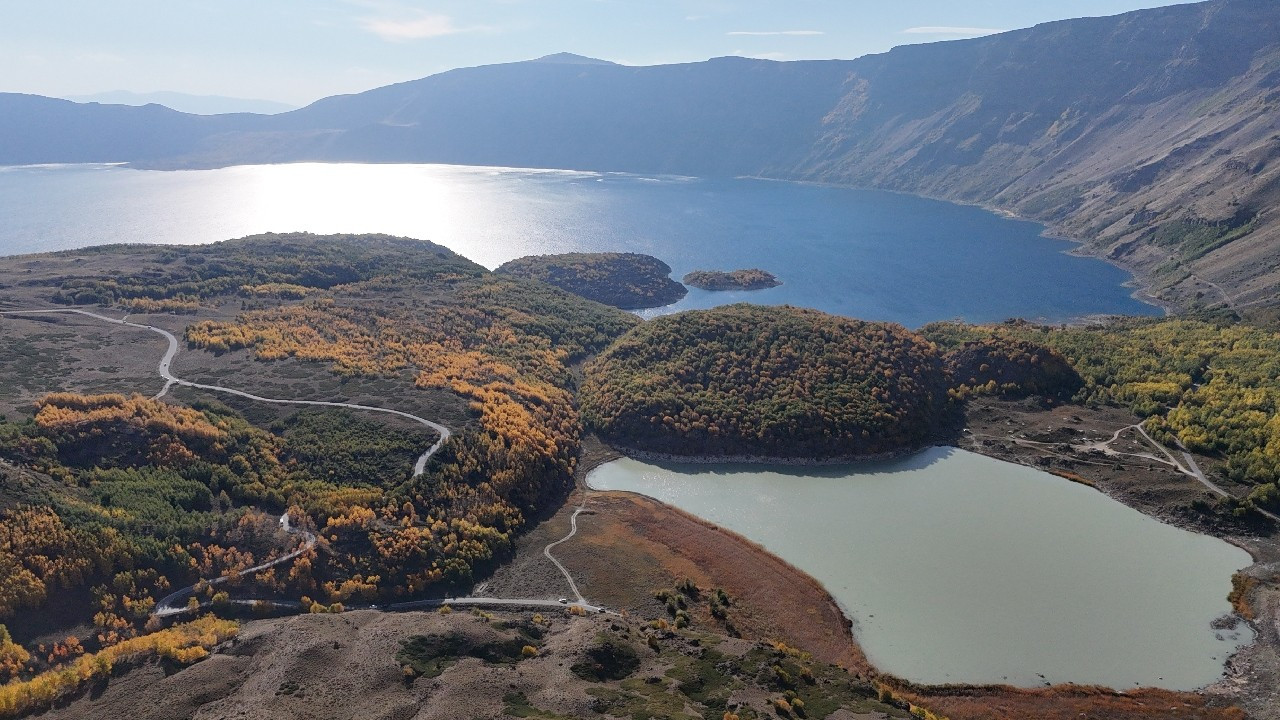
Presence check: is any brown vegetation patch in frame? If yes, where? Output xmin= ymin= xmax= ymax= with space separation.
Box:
xmin=563 ymin=491 xmax=873 ymax=676
xmin=0 ymin=313 xmax=169 ymax=420
xmin=890 ymin=683 xmax=1246 ymax=720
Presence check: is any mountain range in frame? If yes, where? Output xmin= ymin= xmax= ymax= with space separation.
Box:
xmin=64 ymin=91 xmax=296 ymax=115
xmin=2 ymin=1 xmax=1278 ymax=309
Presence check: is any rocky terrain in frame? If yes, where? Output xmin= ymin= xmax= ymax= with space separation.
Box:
xmin=39 ymin=610 xmax=910 ymax=720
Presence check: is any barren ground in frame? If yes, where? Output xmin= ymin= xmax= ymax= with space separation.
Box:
xmin=39 ymin=610 xmax=903 ymax=720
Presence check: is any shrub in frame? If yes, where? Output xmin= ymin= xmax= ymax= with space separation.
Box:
xmin=571 ymin=635 xmax=641 ymax=682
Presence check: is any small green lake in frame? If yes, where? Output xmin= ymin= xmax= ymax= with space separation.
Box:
xmin=586 ymin=446 xmax=1254 ymax=689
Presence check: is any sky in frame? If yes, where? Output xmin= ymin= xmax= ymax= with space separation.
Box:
xmin=1 ymin=0 xmax=1202 ymax=107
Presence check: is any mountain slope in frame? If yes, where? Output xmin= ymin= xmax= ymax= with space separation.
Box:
xmin=0 ymin=94 xmax=257 ymax=164
xmin=64 ymin=91 xmax=297 ymax=115
xmin=0 ymin=0 xmax=1277 ymax=308
xmin=798 ymin=0 xmax=1280 ymax=307
xmin=247 ymin=56 xmax=854 ymax=176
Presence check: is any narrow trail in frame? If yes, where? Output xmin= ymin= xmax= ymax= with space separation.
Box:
xmin=997 ymin=410 xmax=1280 ymax=525
xmin=3 ymin=307 xmax=609 ymax=616
xmin=1188 ymin=273 xmax=1234 ymax=307
xmin=153 ymin=514 xmax=317 ymax=617
xmin=0 ymin=308 xmax=450 ymax=474
xmin=543 ymin=503 xmax=588 ymax=605
xmin=1154 ymin=429 xmax=1280 ymax=525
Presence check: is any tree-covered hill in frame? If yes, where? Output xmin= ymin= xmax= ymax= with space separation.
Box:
xmin=495 ymin=252 xmax=687 ymax=310
xmin=580 ymin=304 xmax=951 ymax=459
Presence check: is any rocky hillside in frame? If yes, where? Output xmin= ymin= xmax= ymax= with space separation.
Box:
xmin=36 ymin=610 xmax=912 ymax=720
xmin=797 ymin=0 xmax=1280 ymax=309
xmin=2 ymin=1 xmax=1277 ymax=308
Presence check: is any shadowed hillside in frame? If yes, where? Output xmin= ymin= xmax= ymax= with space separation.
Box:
xmin=798 ymin=0 xmax=1280 ymax=308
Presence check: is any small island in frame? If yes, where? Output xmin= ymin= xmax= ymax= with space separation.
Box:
xmin=580 ymin=304 xmax=951 ymax=461
xmin=682 ymin=268 xmax=780 ymax=291
xmin=496 ymin=252 xmax=687 ymax=309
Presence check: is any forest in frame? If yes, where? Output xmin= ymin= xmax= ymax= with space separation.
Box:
xmin=681 ymin=268 xmax=781 ymax=291
xmin=580 ymin=304 xmax=951 ymax=458
xmin=921 ymin=316 xmax=1280 ymax=511
xmin=47 ymin=233 xmax=484 ymax=308
xmin=940 ymin=336 xmax=1083 ymax=400
xmin=0 ymin=236 xmax=638 ymax=707
xmin=4 ymin=232 xmax=1280 ymax=717
xmin=495 ymin=252 xmax=687 ymax=309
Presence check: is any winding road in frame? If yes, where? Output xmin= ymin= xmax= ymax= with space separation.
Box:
xmin=2 ymin=307 xmax=603 ymax=616
xmin=0 ymin=308 xmax=450 ymax=474
xmin=153 ymin=513 xmax=318 ymax=617
xmin=543 ymin=504 xmax=587 ymax=605
xmin=1004 ymin=413 xmax=1280 ymax=525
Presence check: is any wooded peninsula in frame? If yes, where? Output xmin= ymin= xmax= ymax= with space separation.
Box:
xmin=495 ymin=252 xmax=687 ymax=309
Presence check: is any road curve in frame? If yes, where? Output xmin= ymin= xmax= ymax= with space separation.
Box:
xmin=384 ymin=596 xmax=608 ymax=614
xmin=1132 ymin=422 xmax=1229 ymax=496
xmin=4 ymin=307 xmax=611 ymax=618
xmin=153 ymin=514 xmax=317 ymax=617
xmin=543 ymin=504 xmax=587 ymax=605
xmin=1133 ymin=421 xmax=1280 ymax=524
xmin=0 ymin=308 xmax=450 ymax=474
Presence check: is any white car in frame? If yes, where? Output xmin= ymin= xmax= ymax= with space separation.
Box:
xmin=557 ymin=598 xmax=568 ymax=604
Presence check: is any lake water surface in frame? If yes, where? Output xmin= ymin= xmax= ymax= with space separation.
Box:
xmin=0 ymin=162 xmax=1159 ymax=327
xmin=1 ymin=162 xmax=1239 ymax=689
xmin=587 ymin=447 xmax=1254 ymax=689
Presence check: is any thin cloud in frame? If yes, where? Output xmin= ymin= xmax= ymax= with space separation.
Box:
xmin=359 ymin=11 xmax=464 ymax=41
xmin=346 ymin=1 xmax=485 ymax=42
xmin=726 ymin=30 xmax=824 ymax=37
xmin=902 ymin=26 xmax=1004 ymax=36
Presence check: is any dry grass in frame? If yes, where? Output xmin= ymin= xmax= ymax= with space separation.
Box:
xmin=891 ymin=683 xmax=1246 ymax=720
xmin=562 ymin=491 xmax=875 ymax=676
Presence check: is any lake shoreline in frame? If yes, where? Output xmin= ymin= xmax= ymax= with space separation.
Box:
xmin=741 ymin=173 xmax=1175 ymax=318
xmin=584 ymin=439 xmax=1264 ymax=696
xmin=0 ymin=162 xmax=1159 ymax=326
xmin=12 ymin=160 xmax=1175 ymax=319
xmin=570 ymin=467 xmax=1262 ymax=717
xmin=616 ymin=397 xmax=1280 ymax=714
xmin=593 ymin=443 xmax=920 ymax=467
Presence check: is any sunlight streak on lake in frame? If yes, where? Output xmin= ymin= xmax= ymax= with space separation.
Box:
xmin=0 ymin=162 xmax=1160 ymax=326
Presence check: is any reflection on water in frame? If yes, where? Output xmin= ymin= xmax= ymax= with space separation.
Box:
xmin=0 ymin=162 xmax=1159 ymax=327
xmin=587 ymin=447 xmax=1254 ymax=689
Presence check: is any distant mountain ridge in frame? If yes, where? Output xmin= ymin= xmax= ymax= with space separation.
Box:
xmin=1 ymin=0 xmax=1277 ymax=309
xmin=65 ymin=91 xmax=297 ymax=115
xmin=530 ymin=53 xmax=617 ymax=66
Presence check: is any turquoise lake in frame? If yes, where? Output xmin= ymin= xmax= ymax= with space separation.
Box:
xmin=587 ymin=448 xmax=1255 ymax=690
xmin=0 ymin=162 xmax=1159 ymax=326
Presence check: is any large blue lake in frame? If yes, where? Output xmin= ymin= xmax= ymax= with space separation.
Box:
xmin=0 ymin=162 xmax=1159 ymax=326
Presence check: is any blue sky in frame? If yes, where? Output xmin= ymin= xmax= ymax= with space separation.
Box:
xmin=2 ymin=0 xmax=1201 ymax=106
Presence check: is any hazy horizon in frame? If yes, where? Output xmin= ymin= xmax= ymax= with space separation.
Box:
xmin=4 ymin=0 xmax=1203 ymax=107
